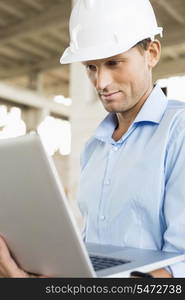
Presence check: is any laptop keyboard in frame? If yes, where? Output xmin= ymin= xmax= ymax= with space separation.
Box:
xmin=89 ymin=255 xmax=130 ymax=271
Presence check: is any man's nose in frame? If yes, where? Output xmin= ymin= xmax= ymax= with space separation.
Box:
xmin=95 ymin=68 xmax=112 ymax=91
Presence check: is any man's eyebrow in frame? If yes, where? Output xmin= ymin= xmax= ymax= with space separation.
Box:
xmin=100 ymin=55 xmax=127 ymax=62
xmin=108 ymin=55 xmax=127 ymax=60
xmin=81 ymin=55 xmax=127 ymax=65
xmin=82 ymin=61 xmax=96 ymax=65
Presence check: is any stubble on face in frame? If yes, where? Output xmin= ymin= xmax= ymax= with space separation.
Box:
xmin=97 ymin=50 xmax=152 ymax=118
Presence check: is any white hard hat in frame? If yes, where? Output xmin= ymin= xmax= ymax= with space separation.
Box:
xmin=60 ymin=0 xmax=163 ymax=64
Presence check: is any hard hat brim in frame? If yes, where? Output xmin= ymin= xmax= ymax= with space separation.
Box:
xmin=60 ymin=28 xmax=163 ymax=64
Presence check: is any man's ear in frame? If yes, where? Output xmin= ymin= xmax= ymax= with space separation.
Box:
xmin=147 ymin=40 xmax=161 ymax=69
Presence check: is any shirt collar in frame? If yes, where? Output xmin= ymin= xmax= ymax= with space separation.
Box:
xmin=134 ymin=84 xmax=168 ymax=124
xmin=94 ymin=112 xmax=117 ymax=142
xmin=94 ymin=85 xmax=168 ymax=142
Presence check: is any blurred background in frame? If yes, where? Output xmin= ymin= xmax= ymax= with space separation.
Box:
xmin=0 ymin=0 xmax=185 ymax=227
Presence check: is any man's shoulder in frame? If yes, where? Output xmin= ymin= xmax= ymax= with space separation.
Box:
xmin=165 ymin=99 xmax=185 ymax=122
xmin=168 ymin=99 xmax=185 ymax=106
xmin=167 ymin=99 xmax=185 ymax=110
xmin=164 ymin=99 xmax=185 ymax=142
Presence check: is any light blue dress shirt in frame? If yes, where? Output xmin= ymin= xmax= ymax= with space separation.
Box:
xmin=77 ymin=85 xmax=185 ymax=277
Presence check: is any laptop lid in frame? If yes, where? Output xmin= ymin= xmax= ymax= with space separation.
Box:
xmin=0 ymin=133 xmax=95 ymax=277
xmin=0 ymin=134 xmax=184 ymax=277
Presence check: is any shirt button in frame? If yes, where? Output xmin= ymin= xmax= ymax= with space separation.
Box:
xmin=111 ymin=146 xmax=118 ymax=152
xmin=105 ymin=180 xmax=111 ymax=185
xmin=100 ymin=215 xmax=105 ymax=221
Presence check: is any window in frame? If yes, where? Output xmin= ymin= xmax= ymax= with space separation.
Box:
xmin=0 ymin=105 xmax=26 ymax=139
xmin=37 ymin=116 xmax=71 ymax=156
xmin=157 ymin=76 xmax=185 ymax=101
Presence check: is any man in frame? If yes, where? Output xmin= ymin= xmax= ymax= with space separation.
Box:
xmin=0 ymin=0 xmax=185 ymax=278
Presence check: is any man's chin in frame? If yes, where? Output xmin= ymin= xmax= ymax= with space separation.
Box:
xmin=102 ymin=105 xmax=125 ymax=113
xmin=103 ymin=106 xmax=116 ymax=113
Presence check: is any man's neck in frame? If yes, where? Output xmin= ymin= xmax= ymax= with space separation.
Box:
xmin=112 ymin=86 xmax=153 ymax=141
xmin=117 ymin=87 xmax=153 ymax=127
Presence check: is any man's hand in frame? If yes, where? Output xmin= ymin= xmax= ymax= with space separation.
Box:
xmin=0 ymin=235 xmax=45 ymax=278
xmin=149 ymin=268 xmax=172 ymax=278
xmin=130 ymin=268 xmax=172 ymax=278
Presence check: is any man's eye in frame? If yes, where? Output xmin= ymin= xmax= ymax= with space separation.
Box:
xmin=86 ymin=65 xmax=96 ymax=71
xmin=106 ymin=61 xmax=120 ymax=66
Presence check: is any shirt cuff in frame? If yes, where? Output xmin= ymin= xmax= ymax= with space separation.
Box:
xmin=167 ymin=261 xmax=185 ymax=278
xmin=164 ymin=265 xmax=173 ymax=276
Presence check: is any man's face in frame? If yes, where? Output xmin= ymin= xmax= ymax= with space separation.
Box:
xmin=83 ymin=46 xmax=153 ymax=114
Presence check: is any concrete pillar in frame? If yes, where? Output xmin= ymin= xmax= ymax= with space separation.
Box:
xmin=22 ymin=107 xmax=49 ymax=132
xmin=28 ymin=72 xmax=44 ymax=94
xmin=66 ymin=0 xmax=106 ymax=228
xmin=68 ymin=62 xmax=106 ymax=228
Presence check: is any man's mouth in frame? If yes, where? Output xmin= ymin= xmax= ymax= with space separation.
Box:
xmin=100 ymin=91 xmax=121 ymax=100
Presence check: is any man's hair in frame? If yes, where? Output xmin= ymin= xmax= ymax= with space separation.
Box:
xmin=135 ymin=38 xmax=152 ymax=53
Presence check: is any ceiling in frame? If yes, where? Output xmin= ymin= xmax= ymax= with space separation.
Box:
xmin=0 ymin=0 xmax=185 ymax=98
xmin=0 ymin=0 xmax=71 ymax=97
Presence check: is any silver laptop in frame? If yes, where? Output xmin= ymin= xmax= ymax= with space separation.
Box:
xmin=0 ymin=134 xmax=184 ymax=277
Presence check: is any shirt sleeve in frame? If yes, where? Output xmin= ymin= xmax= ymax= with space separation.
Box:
xmin=163 ymin=115 xmax=185 ymax=277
